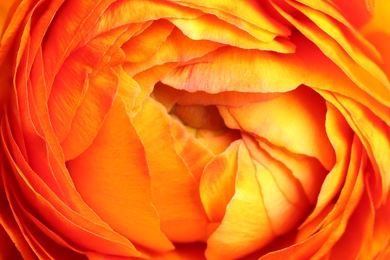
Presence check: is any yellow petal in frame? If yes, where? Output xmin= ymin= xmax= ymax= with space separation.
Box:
xmin=2 ymin=115 xmax=142 ymax=257
xmin=219 ymin=86 xmax=335 ymax=170
xmin=199 ymin=140 xmax=240 ymax=222
xmin=161 ymin=46 xmax=305 ymax=93
xmin=170 ymin=0 xmax=291 ymax=40
xmin=205 ymin=141 xmax=276 ymax=259
xmin=299 ymin=103 xmax=353 ymax=232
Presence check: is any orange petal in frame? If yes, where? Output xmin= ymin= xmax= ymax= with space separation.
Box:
xmin=49 ymin=24 xmax=137 ymax=143
xmin=199 ymin=140 xmax=240 ymax=222
xmin=133 ymin=98 xmax=209 ymax=243
xmin=330 ymin=185 xmax=373 ymax=259
xmin=259 ymin=222 xmax=336 ymax=260
xmin=310 ymin=136 xmax=366 ymax=258
xmin=365 ymin=187 xmax=390 ymax=258
xmin=0 ymin=221 xmax=22 ymax=259
xmin=219 ymin=86 xmax=335 ymax=170
xmin=262 ymin=136 xmax=366 ymax=259
xmin=148 ymin=243 xmax=206 ymax=260
xmin=161 ymin=46 xmax=306 ymax=93
xmin=205 ymin=141 xmax=276 ymax=259
xmin=67 ymin=96 xmax=174 ymax=252
xmin=124 ymin=26 xmax=223 ymax=76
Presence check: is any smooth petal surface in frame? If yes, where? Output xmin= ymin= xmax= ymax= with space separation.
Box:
xmin=219 ymin=86 xmax=335 ymax=170
xmin=67 ymin=96 xmax=174 ymax=252
xmin=133 ymin=98 xmax=209 ymax=243
xmin=199 ymin=140 xmax=240 ymax=222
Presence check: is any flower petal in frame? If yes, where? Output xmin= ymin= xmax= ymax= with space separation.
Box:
xmin=67 ymin=96 xmax=174 ymax=252
xmin=133 ymin=98 xmax=209 ymax=243
xmin=219 ymin=86 xmax=335 ymax=170
xmin=205 ymin=141 xmax=276 ymax=259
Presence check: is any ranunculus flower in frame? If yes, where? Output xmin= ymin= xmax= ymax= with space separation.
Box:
xmin=1 ymin=0 xmax=389 ymax=259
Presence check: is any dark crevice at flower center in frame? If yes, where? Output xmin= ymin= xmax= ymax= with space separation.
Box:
xmin=171 ymin=104 xmax=226 ymax=131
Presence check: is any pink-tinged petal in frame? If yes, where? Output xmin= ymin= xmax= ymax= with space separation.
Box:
xmin=161 ymin=46 xmax=306 ymax=94
xmin=67 ymin=96 xmax=174 ymax=252
xmin=310 ymin=137 xmax=366 ymax=258
xmin=361 ymin=0 xmax=390 ymax=36
xmin=330 ymin=183 xmax=374 ymax=259
xmin=205 ymin=141 xmax=276 ymax=259
xmin=219 ymin=86 xmax=335 ymax=170
xmin=49 ymin=24 xmax=139 ymax=143
xmin=273 ymin=1 xmax=390 ymax=109
xmin=60 ymin=66 xmax=119 ymax=160
xmin=133 ymin=98 xmax=209 ymax=243
xmin=124 ymin=27 xmax=223 ymax=76
xmin=262 ymin=136 xmax=366 ymax=259
xmin=242 ymin=135 xmax=310 ymax=234
xmin=123 ymin=20 xmax=174 ymax=63
xmin=199 ymin=140 xmax=240 ymax=222
xmin=148 ymin=243 xmax=206 ymax=260
xmin=328 ymin=0 xmax=373 ymax=28
xmin=2 ymin=116 xmax=143 ymax=257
